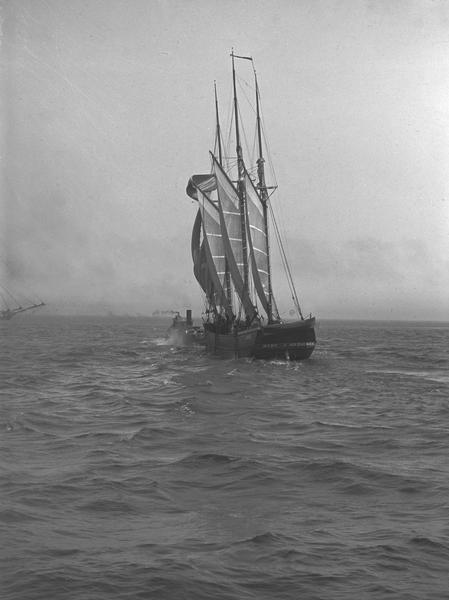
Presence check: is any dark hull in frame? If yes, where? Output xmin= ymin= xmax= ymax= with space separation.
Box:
xmin=205 ymin=326 xmax=259 ymax=358
xmin=253 ymin=317 xmax=316 ymax=360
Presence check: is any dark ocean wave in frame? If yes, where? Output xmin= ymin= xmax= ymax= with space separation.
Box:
xmin=1 ymin=316 xmax=448 ymax=599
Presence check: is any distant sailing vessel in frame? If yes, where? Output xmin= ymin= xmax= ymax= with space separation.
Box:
xmin=0 ymin=285 xmax=45 ymax=320
xmin=186 ymin=53 xmax=316 ymax=359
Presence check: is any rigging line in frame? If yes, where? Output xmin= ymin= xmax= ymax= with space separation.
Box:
xmin=250 ymin=128 xmax=258 ymax=170
xmin=254 ymin=116 xmax=293 ymax=282
xmin=237 ymin=82 xmax=258 ymax=166
xmin=0 ymin=284 xmax=22 ymax=307
xmin=22 ymin=293 xmax=35 ymax=306
xmin=258 ymin=111 xmax=298 ymax=293
xmin=272 ymin=192 xmax=295 ymax=298
xmin=237 ymin=103 xmax=253 ymax=168
xmin=225 ymin=106 xmax=235 ymax=172
xmin=268 ymin=202 xmax=303 ymax=319
xmin=223 ymin=86 xmax=235 ymax=172
xmin=260 ymin=114 xmax=278 ymax=187
xmin=270 ymin=288 xmax=280 ymax=321
xmin=225 ymin=158 xmax=238 ymax=169
xmin=17 ymin=285 xmax=38 ymax=306
xmin=0 ymin=293 xmax=8 ymax=309
xmin=236 ymin=76 xmax=257 ymax=115
xmin=235 ymin=75 xmax=259 ymax=165
xmin=254 ymin=87 xmax=277 ymax=184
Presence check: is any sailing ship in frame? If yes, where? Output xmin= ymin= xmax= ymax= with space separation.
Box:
xmin=0 ymin=284 xmax=45 ymax=320
xmin=186 ymin=52 xmax=316 ymax=359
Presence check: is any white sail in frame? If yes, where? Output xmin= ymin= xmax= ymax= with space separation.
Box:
xmin=198 ymin=189 xmax=232 ymax=316
xmin=211 ymin=156 xmax=256 ymax=320
xmin=244 ymin=171 xmax=270 ymax=315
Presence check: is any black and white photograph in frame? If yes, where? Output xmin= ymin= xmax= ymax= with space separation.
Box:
xmin=1 ymin=1 xmax=448 ymax=598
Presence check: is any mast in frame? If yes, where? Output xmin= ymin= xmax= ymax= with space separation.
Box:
xmin=231 ymin=50 xmax=250 ymax=302
xmin=214 ymin=82 xmax=223 ymax=165
xmin=254 ymin=70 xmax=274 ymax=322
xmin=215 ymin=81 xmax=232 ymax=311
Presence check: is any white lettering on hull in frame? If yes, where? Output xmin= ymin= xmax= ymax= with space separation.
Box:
xmin=260 ymin=341 xmax=315 ymax=349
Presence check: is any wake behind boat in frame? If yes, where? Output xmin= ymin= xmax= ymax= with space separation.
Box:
xmin=186 ymin=52 xmax=316 ymax=360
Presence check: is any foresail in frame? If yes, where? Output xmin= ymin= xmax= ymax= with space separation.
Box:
xmin=191 ymin=208 xmax=213 ymax=298
xmin=198 ymin=189 xmax=233 ymax=317
xmin=244 ymin=171 xmax=270 ymax=315
xmin=211 ymin=155 xmax=256 ymax=321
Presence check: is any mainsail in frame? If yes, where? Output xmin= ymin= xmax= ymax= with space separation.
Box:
xmin=197 ymin=189 xmax=233 ymax=317
xmin=244 ymin=170 xmax=270 ymax=315
xmin=211 ymin=155 xmax=257 ymax=321
xmin=188 ymin=165 xmax=258 ymax=321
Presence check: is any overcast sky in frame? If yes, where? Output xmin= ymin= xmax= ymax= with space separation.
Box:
xmin=1 ymin=0 xmax=448 ymax=320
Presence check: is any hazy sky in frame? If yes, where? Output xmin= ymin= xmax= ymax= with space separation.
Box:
xmin=1 ymin=0 xmax=448 ymax=320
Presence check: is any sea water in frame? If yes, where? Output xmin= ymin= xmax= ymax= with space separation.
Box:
xmin=1 ymin=316 xmax=448 ymax=599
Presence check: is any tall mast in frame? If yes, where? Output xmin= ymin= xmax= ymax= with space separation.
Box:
xmin=231 ymin=50 xmax=250 ymax=300
xmin=254 ymin=70 xmax=274 ymax=322
xmin=214 ymin=81 xmax=232 ymax=310
xmin=214 ymin=81 xmax=223 ymax=165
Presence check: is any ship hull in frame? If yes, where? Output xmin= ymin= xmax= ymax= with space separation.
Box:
xmin=205 ymin=326 xmax=259 ymax=358
xmin=253 ymin=317 xmax=316 ymax=360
